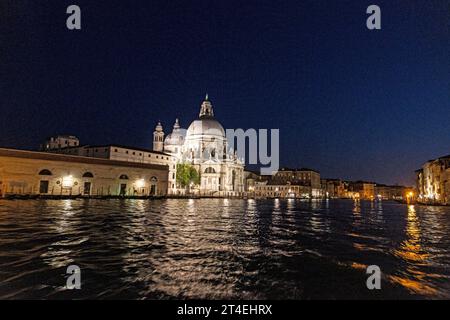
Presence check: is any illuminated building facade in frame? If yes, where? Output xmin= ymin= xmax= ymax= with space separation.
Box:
xmin=154 ymin=95 xmax=245 ymax=196
xmin=244 ymin=167 xmax=322 ymax=198
xmin=0 ymin=148 xmax=168 ymax=198
xmin=416 ymin=155 xmax=450 ymax=205
xmin=348 ymin=181 xmax=376 ymax=200
xmin=47 ymin=144 xmax=177 ymax=194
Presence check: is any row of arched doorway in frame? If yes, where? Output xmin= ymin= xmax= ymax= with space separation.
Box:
xmin=37 ymin=169 xmax=159 ymax=196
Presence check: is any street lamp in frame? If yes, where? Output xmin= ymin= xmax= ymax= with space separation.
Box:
xmin=406 ymin=191 xmax=414 ymax=204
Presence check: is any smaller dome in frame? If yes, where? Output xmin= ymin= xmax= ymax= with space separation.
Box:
xmin=164 ymin=132 xmax=185 ymax=146
xmin=164 ymin=118 xmax=186 ymax=146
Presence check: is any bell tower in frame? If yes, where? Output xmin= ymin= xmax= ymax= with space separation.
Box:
xmin=153 ymin=121 xmax=164 ymax=152
xmin=199 ymin=93 xmax=214 ymax=119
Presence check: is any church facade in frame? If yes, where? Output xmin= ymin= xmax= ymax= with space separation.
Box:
xmin=153 ymin=95 xmax=244 ymax=196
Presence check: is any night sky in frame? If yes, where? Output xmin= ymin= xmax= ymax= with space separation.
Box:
xmin=1 ymin=0 xmax=449 ymax=185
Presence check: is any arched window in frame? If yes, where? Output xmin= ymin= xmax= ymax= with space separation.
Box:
xmin=82 ymin=172 xmax=94 ymax=178
xmin=119 ymin=174 xmax=129 ymax=180
xmin=150 ymin=176 xmax=158 ymax=183
xmin=39 ymin=169 xmax=52 ymax=176
xmin=204 ymin=167 xmax=216 ymax=174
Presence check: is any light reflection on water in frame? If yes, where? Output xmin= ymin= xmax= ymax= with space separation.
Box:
xmin=0 ymin=199 xmax=449 ymax=299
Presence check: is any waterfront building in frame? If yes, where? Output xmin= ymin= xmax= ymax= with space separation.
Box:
xmin=416 ymin=155 xmax=450 ymax=205
xmin=273 ymin=167 xmax=322 ymax=197
xmin=374 ymin=184 xmax=411 ymax=200
xmin=348 ymin=181 xmax=376 ymax=200
xmin=254 ymin=181 xmax=312 ymax=199
xmin=0 ymin=148 xmax=168 ymax=198
xmin=244 ymin=170 xmax=265 ymax=193
xmin=47 ymin=144 xmax=177 ymax=194
xmin=274 ymin=167 xmax=321 ymax=187
xmin=244 ymin=167 xmax=322 ymax=198
xmin=154 ymin=95 xmax=245 ymax=196
xmin=40 ymin=135 xmax=80 ymax=151
xmin=321 ymin=179 xmax=348 ymax=198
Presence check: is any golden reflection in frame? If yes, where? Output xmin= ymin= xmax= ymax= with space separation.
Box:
xmin=352 ymin=199 xmax=361 ymax=214
xmin=390 ymin=205 xmax=439 ymax=296
xmin=395 ymin=205 xmax=429 ymax=263
xmin=388 ymin=275 xmax=438 ymax=296
xmin=350 ymin=262 xmax=367 ymax=270
xmin=352 ymin=242 xmax=385 ymax=253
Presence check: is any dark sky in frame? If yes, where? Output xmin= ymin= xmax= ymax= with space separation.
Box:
xmin=1 ymin=0 xmax=449 ymax=186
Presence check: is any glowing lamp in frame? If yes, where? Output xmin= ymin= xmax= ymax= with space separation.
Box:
xmin=62 ymin=176 xmax=74 ymax=188
xmin=135 ymin=179 xmax=145 ymax=188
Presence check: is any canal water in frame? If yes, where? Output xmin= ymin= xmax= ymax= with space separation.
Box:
xmin=0 ymin=199 xmax=449 ymax=299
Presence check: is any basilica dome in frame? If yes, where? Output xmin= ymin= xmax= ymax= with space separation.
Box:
xmin=186 ymin=118 xmax=225 ymax=138
xmin=185 ymin=94 xmax=226 ymax=139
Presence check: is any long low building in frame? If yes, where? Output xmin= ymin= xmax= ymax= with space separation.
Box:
xmin=45 ymin=144 xmax=178 ymax=194
xmin=0 ymin=148 xmax=169 ymax=198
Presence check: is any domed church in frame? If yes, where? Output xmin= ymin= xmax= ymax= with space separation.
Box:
xmin=153 ymin=95 xmax=244 ymax=195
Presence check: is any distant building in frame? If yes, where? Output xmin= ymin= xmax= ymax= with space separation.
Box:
xmin=349 ymin=181 xmax=375 ymax=200
xmin=244 ymin=170 xmax=266 ymax=193
xmin=244 ymin=167 xmax=322 ymax=198
xmin=375 ymin=184 xmax=411 ymax=200
xmin=416 ymin=155 xmax=450 ymax=205
xmin=41 ymin=135 xmax=80 ymax=151
xmin=254 ymin=181 xmax=312 ymax=199
xmin=321 ymin=179 xmax=347 ymax=198
xmin=0 ymin=148 xmax=168 ymax=198
xmin=273 ymin=167 xmax=322 ymax=197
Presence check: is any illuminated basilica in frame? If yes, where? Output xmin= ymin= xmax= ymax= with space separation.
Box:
xmin=153 ymin=95 xmax=244 ymax=195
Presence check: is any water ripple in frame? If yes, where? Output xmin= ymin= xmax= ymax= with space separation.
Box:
xmin=0 ymin=199 xmax=449 ymax=299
